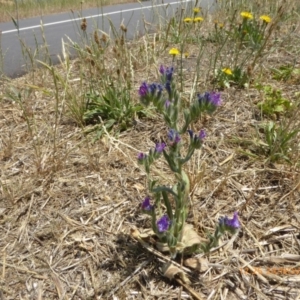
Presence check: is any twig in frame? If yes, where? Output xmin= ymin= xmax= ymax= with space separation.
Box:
xmin=175 ymin=278 xmax=205 ymax=300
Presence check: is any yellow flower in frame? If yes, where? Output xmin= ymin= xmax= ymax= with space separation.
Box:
xmin=184 ymin=52 xmax=189 ymax=58
xmin=222 ymin=68 xmax=233 ymax=75
xmin=193 ymin=7 xmax=200 ymax=14
xmin=260 ymin=15 xmax=271 ymax=23
xmin=214 ymin=21 xmax=224 ymax=29
xmin=184 ymin=17 xmax=193 ymax=23
xmin=169 ymin=48 xmax=180 ymax=56
xmin=193 ymin=17 xmax=204 ymax=23
xmin=241 ymin=11 xmax=253 ymax=19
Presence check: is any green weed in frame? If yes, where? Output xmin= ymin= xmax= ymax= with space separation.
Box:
xmin=261 ymin=120 xmax=299 ymax=163
xmin=215 ymin=66 xmax=250 ymax=88
xmin=272 ymin=64 xmax=300 ymax=82
xmin=256 ymin=85 xmax=291 ymax=117
xmin=83 ymin=83 xmax=147 ymax=136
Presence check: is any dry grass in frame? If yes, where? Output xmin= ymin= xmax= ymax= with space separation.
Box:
xmin=0 ymin=0 xmax=136 ymax=23
xmin=0 ymin=2 xmax=300 ymax=299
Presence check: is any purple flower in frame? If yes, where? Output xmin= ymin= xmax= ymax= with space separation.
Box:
xmin=219 ymin=212 xmax=240 ymax=231
xmin=165 ymin=81 xmax=172 ymax=96
xmin=149 ymin=83 xmax=157 ymax=95
xmin=197 ymin=92 xmax=209 ymax=104
xmin=188 ymin=129 xmax=206 ymax=140
xmin=139 ymin=82 xmax=149 ymax=97
xmin=157 ymin=215 xmax=170 ymax=232
xmin=197 ymin=92 xmax=222 ymax=107
xmin=159 ymin=65 xmax=166 ymax=74
xmin=168 ymin=129 xmax=181 ymax=144
xmin=155 ymin=142 xmax=166 ymax=153
xmin=165 ymin=67 xmax=174 ymax=81
xmin=198 ymin=129 xmax=207 ymax=140
xmin=137 ymin=152 xmax=147 ymax=161
xmin=139 ymin=82 xmax=163 ymax=106
xmin=226 ymin=212 xmax=240 ymax=229
xmin=157 ymin=84 xmax=163 ymax=97
xmin=148 ymin=83 xmax=163 ymax=98
xmin=209 ymin=92 xmax=222 ymax=106
xmin=188 ymin=129 xmax=206 ymax=149
xmin=160 ymin=66 xmax=174 ymax=82
xmin=141 ymin=196 xmax=153 ymax=211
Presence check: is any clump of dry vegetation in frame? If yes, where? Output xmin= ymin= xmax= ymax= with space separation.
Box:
xmin=0 ymin=0 xmax=300 ymax=299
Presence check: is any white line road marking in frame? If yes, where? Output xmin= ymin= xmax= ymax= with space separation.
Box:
xmin=2 ymin=0 xmax=193 ymax=35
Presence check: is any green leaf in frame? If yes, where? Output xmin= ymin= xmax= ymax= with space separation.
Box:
xmin=105 ymin=119 xmax=116 ymax=129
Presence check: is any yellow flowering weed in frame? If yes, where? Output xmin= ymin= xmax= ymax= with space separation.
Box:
xmin=193 ymin=17 xmax=204 ymax=23
xmin=169 ymin=48 xmax=180 ymax=56
xmin=184 ymin=17 xmax=193 ymax=23
xmin=260 ymin=15 xmax=271 ymax=23
xmin=193 ymin=7 xmax=200 ymax=14
xmin=222 ymin=68 xmax=233 ymax=75
xmin=241 ymin=11 xmax=253 ymax=19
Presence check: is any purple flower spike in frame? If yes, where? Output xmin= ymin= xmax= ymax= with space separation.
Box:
xmin=198 ymin=129 xmax=207 ymax=140
xmin=165 ymin=81 xmax=171 ymax=95
xmin=197 ymin=92 xmax=222 ymax=107
xmin=168 ymin=129 xmax=181 ymax=144
xmin=160 ymin=66 xmax=174 ymax=82
xmin=155 ymin=142 xmax=166 ymax=153
xmin=165 ymin=67 xmax=174 ymax=81
xmin=141 ymin=196 xmax=153 ymax=211
xmin=157 ymin=215 xmax=170 ymax=232
xmin=225 ymin=212 xmax=240 ymax=229
xmin=139 ymin=82 xmax=149 ymax=97
xmin=149 ymin=83 xmax=157 ymax=95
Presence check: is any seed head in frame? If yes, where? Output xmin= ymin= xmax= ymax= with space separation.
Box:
xmin=81 ymin=18 xmax=87 ymax=31
xmin=94 ymin=31 xmax=100 ymax=46
xmin=120 ymin=24 xmax=127 ymax=32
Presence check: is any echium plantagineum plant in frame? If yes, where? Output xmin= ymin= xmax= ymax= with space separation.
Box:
xmin=138 ymin=65 xmax=240 ymax=258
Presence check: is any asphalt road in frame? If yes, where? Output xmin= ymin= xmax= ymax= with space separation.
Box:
xmin=0 ymin=0 xmax=215 ymax=78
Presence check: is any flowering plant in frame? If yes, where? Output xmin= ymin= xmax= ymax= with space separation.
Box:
xmin=213 ymin=11 xmax=274 ymax=89
xmin=138 ymin=66 xmax=240 ymax=257
xmin=215 ymin=66 xmax=250 ymax=88
xmin=238 ymin=11 xmax=272 ymax=50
